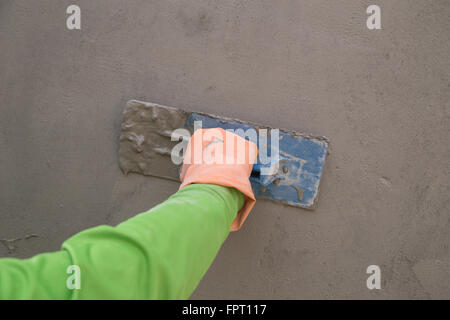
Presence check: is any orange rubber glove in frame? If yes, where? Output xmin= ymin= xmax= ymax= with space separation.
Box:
xmin=180 ymin=128 xmax=258 ymax=231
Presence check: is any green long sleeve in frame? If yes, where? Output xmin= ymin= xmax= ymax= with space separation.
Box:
xmin=0 ymin=184 xmax=244 ymax=299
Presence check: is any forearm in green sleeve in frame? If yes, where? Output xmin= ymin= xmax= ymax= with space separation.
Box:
xmin=0 ymin=251 xmax=72 ymax=299
xmin=0 ymin=183 xmax=243 ymax=299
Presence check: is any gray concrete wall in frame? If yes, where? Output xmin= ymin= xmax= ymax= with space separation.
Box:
xmin=1 ymin=0 xmax=449 ymax=299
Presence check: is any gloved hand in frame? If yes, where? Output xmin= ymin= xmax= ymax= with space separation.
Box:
xmin=180 ymin=128 xmax=258 ymax=231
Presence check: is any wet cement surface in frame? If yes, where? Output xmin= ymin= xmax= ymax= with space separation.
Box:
xmin=119 ymin=100 xmax=187 ymax=180
xmin=1 ymin=0 xmax=449 ymax=298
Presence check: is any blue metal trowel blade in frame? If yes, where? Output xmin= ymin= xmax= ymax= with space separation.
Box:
xmin=185 ymin=113 xmax=329 ymax=209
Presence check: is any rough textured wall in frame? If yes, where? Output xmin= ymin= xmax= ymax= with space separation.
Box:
xmin=0 ymin=0 xmax=449 ymax=299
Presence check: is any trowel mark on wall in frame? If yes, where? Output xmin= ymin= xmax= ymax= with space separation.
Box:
xmin=0 ymin=234 xmax=38 ymax=254
xmin=178 ymin=9 xmax=214 ymax=37
xmin=379 ymin=176 xmax=392 ymax=187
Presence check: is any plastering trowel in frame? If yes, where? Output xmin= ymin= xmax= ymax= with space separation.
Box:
xmin=119 ymin=100 xmax=328 ymax=209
